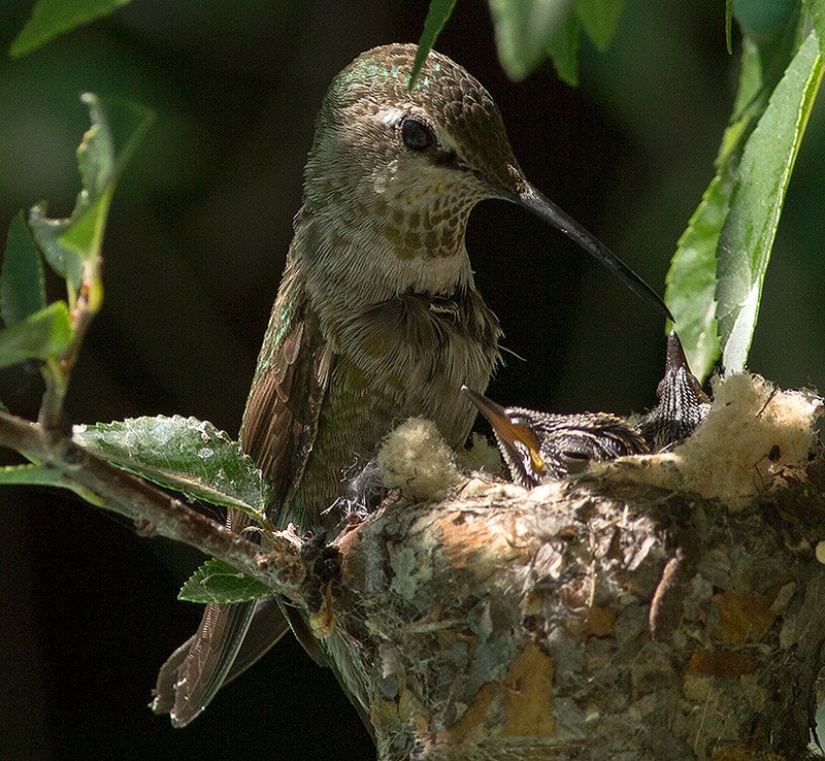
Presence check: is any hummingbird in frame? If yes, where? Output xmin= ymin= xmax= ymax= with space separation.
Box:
xmin=636 ymin=331 xmax=710 ymax=451
xmin=463 ymin=386 xmax=648 ymax=488
xmin=151 ymin=43 xmax=670 ymax=728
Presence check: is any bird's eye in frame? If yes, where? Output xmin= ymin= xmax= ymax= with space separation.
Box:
xmin=400 ymin=118 xmax=434 ymax=151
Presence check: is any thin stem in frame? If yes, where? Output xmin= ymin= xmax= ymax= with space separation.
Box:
xmin=39 ymin=258 xmax=103 ymax=435
xmin=37 ymin=357 xmax=68 ymax=440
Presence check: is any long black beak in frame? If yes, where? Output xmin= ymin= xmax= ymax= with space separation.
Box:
xmin=506 ymin=181 xmax=673 ymax=322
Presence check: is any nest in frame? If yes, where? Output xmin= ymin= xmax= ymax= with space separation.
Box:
xmin=311 ymin=374 xmax=825 ymax=761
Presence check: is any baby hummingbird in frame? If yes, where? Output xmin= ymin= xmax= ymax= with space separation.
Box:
xmin=636 ymin=331 xmax=710 ymax=451
xmin=463 ymin=386 xmax=648 ymax=487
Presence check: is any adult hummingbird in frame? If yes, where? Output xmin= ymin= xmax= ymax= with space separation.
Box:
xmin=463 ymin=386 xmax=648 ymax=487
xmin=152 ymin=42 xmax=669 ymax=727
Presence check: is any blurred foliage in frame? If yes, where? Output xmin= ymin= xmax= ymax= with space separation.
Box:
xmin=490 ymin=0 xmax=624 ymax=84
xmin=11 ymin=0 xmax=133 ymax=57
xmin=0 ymin=93 xmax=152 ymax=443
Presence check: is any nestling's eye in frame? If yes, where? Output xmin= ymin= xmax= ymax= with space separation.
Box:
xmin=400 ymin=118 xmax=434 ymax=151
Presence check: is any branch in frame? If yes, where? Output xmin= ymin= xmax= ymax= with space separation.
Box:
xmin=0 ymin=410 xmax=307 ymax=602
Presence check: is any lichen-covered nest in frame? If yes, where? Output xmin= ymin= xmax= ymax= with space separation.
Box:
xmin=317 ymin=373 xmax=825 ymax=761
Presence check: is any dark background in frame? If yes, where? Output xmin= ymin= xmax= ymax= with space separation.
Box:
xmin=1 ymin=1 xmax=824 ymax=759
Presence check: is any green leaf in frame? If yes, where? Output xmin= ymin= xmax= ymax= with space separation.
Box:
xmin=575 ymin=0 xmax=623 ymax=52
xmin=27 ymin=206 xmax=79 ymax=286
xmin=73 ymin=416 xmax=270 ymax=520
xmin=1 ymin=212 xmax=46 ymax=327
xmin=734 ymin=0 xmax=799 ymax=39
xmin=664 ymin=176 xmax=726 ymax=382
xmin=0 ymin=464 xmax=66 ymax=487
xmin=411 ymin=0 xmax=458 ymax=87
xmin=75 ymin=92 xmax=155 ymax=201
xmin=489 ymin=0 xmax=621 ymax=83
xmin=28 ymin=94 xmax=154 ymax=296
xmin=808 ymin=0 xmax=825 ymax=59
xmin=490 ymin=0 xmax=575 ymax=81
xmin=664 ymin=24 xmax=803 ymax=381
xmin=545 ymin=7 xmax=581 ymax=86
xmin=0 ymin=463 xmax=105 ymax=504
xmin=0 ymin=301 xmax=72 ymax=369
xmin=178 ymin=558 xmax=273 ymax=604
xmin=57 ymin=190 xmax=112 ymax=263
xmin=10 ymin=0 xmax=133 ymax=58
xmin=718 ymin=32 xmax=823 ymax=373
